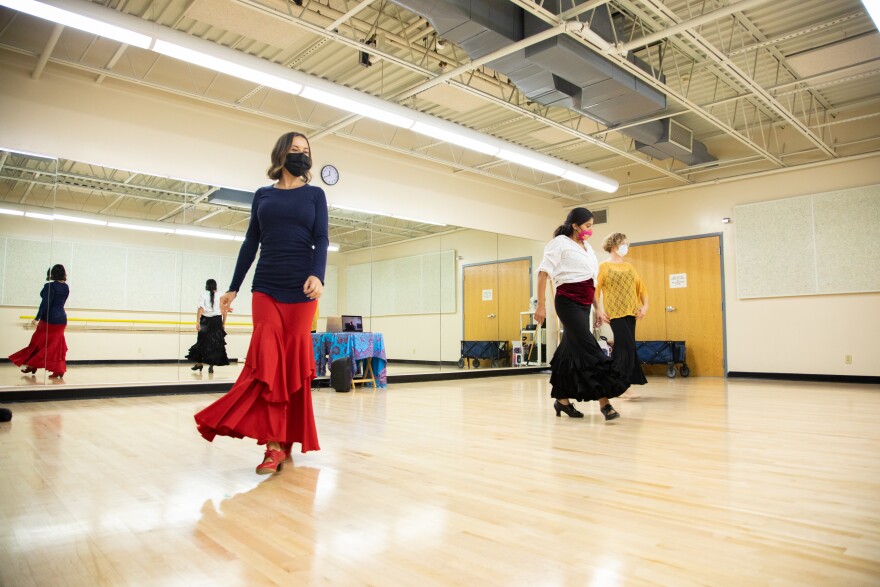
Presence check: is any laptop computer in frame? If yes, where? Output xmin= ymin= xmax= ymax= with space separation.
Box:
xmin=341 ymin=315 xmax=363 ymax=332
xmin=325 ymin=316 xmax=343 ymax=333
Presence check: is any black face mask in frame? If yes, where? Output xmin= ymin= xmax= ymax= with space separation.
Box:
xmin=283 ymin=152 xmax=311 ymax=177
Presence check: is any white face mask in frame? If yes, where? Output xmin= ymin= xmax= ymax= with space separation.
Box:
xmin=617 ymin=244 xmax=629 ymax=256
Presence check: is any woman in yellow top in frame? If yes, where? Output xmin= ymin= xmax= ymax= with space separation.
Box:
xmin=595 ymin=232 xmax=649 ymax=387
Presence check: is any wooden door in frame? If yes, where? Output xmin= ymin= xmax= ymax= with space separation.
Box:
xmin=626 ymin=242 xmax=666 ymax=341
xmin=663 ymin=237 xmax=724 ymax=376
xmin=496 ymin=259 xmax=532 ymax=344
xmin=627 ymin=236 xmax=724 ymax=377
xmin=463 ymin=263 xmax=499 ymax=340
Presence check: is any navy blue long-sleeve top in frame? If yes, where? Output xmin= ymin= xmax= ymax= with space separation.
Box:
xmin=228 ymin=184 xmax=329 ymax=304
xmin=36 ymin=281 xmax=69 ymax=325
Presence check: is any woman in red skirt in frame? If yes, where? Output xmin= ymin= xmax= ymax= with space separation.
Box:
xmin=10 ymin=264 xmax=69 ymax=379
xmin=194 ymin=131 xmax=328 ymax=475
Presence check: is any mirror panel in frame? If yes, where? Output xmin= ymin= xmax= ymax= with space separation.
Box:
xmin=0 ymin=150 xmax=57 ymax=387
xmin=1 ymin=153 xmax=549 ymax=394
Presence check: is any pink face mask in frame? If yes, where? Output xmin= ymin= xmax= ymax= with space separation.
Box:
xmin=578 ymin=229 xmax=593 ymax=240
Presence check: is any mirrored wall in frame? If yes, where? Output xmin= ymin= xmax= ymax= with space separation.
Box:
xmin=0 ymin=150 xmax=550 ymax=392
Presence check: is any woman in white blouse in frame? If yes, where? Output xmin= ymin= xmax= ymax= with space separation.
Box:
xmin=535 ymin=208 xmax=629 ymax=420
xmin=186 ymin=279 xmax=230 ymax=374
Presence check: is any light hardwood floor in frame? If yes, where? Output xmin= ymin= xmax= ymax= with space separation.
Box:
xmin=1 ymin=376 xmax=878 ymax=586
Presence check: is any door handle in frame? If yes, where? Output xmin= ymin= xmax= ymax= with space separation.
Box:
xmin=665 ymin=306 xmax=677 ymax=312
xmin=487 ymin=313 xmax=496 ymax=318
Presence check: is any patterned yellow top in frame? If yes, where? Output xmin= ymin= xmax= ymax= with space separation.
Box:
xmin=596 ymin=262 xmax=648 ymax=319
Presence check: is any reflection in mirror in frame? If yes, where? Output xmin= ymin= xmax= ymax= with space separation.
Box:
xmin=1 ymin=153 xmax=550 ymax=393
xmin=0 ymin=149 xmax=58 ymax=387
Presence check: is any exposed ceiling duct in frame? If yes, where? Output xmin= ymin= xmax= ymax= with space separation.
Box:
xmin=391 ymin=0 xmax=715 ymax=165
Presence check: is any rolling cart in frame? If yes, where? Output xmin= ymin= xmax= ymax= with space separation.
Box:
xmin=458 ymin=340 xmax=510 ymax=368
xmin=635 ymin=340 xmax=690 ymax=378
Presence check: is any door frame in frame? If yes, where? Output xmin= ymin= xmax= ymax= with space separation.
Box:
xmin=631 ymin=232 xmax=728 ymax=375
xmin=461 ymin=256 xmax=533 ymax=338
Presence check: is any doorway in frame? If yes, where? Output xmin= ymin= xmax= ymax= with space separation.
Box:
xmin=626 ymin=235 xmax=725 ymax=377
xmin=463 ymin=258 xmax=532 ymax=365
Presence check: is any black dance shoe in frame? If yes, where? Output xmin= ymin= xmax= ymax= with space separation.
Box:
xmin=601 ymin=403 xmax=620 ymax=421
xmin=0 ymin=408 xmax=11 ymax=422
xmin=554 ymin=400 xmax=584 ymax=418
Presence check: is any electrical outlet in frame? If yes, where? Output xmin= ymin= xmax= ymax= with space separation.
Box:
xmin=845 ymin=355 xmax=852 ymax=365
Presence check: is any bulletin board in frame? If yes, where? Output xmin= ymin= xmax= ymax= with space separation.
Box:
xmin=735 ymin=184 xmax=880 ymax=298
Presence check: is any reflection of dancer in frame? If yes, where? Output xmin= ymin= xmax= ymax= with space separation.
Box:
xmin=186 ymin=279 xmax=229 ymax=374
xmin=535 ymin=208 xmax=629 ymax=421
xmin=596 ymin=233 xmax=649 ymax=395
xmin=195 ymin=131 xmax=328 ymax=475
xmin=9 ymin=264 xmax=69 ymax=379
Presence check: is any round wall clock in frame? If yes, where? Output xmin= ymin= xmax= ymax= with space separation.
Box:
xmin=321 ymin=164 xmax=340 ymax=186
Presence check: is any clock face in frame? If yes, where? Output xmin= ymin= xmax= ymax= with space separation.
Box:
xmin=321 ymin=165 xmax=339 ymax=186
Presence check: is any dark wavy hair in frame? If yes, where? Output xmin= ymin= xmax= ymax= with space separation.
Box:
xmin=553 ymin=207 xmax=594 ymax=238
xmin=205 ymin=279 xmax=217 ymax=307
xmin=267 ymin=131 xmax=312 ymax=183
xmin=46 ymin=264 xmax=66 ymax=282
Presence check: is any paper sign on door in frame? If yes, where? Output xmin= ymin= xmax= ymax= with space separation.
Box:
xmin=669 ymin=273 xmax=687 ymax=288
xmin=482 ymin=289 xmax=493 ymax=300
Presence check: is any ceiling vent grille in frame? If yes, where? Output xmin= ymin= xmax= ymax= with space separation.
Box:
xmin=593 ymin=208 xmax=608 ymax=224
xmin=668 ymin=119 xmax=693 ymax=153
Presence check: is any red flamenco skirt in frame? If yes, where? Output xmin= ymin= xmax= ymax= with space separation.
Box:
xmin=194 ymin=292 xmax=320 ymax=453
xmin=9 ymin=322 xmax=67 ymax=374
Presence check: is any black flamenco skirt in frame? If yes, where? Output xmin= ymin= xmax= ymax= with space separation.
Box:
xmin=186 ymin=315 xmax=230 ymax=366
xmin=550 ymin=295 xmax=630 ymax=402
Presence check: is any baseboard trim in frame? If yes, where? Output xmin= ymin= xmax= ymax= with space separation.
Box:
xmin=727 ymin=371 xmax=880 ymax=384
xmin=0 ymin=367 xmax=549 ymax=402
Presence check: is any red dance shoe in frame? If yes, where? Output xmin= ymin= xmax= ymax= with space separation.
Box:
xmin=256 ymin=448 xmax=286 ymax=475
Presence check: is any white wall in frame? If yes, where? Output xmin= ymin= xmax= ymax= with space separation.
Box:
xmin=596 ymin=154 xmax=880 ymax=376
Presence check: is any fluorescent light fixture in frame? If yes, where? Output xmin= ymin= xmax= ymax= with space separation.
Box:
xmin=562 ymin=170 xmax=618 ymax=193
xmin=0 ymin=0 xmax=152 ymax=48
xmin=25 ymin=211 xmax=54 ymax=220
xmin=333 ymin=204 xmax=386 ymax=216
xmin=327 ymin=243 xmax=340 ymax=252
xmin=233 ymin=235 xmax=245 ymax=241
xmin=497 ymin=149 xmax=565 ymax=176
xmin=107 ymin=222 xmax=175 ymax=234
xmin=0 ymin=208 xmax=25 ymax=216
xmin=391 ymin=214 xmax=446 ymax=226
xmin=411 ymin=121 xmax=501 ymax=156
xmin=53 ymin=214 xmax=107 ymax=226
xmin=175 ymin=229 xmax=236 ymax=241
xmin=153 ymin=40 xmax=303 ymax=95
xmin=863 ymin=0 xmax=880 ymax=31
xmin=300 ymin=87 xmax=414 ymax=129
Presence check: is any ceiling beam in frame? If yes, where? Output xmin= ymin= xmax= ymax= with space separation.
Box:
xmin=32 ymin=23 xmax=63 ymax=80
xmin=622 ymin=0 xmax=836 ymax=159
xmin=617 ymin=0 xmax=773 ymax=53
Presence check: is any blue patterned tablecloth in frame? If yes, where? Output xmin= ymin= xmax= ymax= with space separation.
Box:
xmin=311 ymin=332 xmax=387 ymax=388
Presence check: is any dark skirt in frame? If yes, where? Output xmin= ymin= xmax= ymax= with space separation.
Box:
xmin=186 ymin=315 xmax=230 ymax=366
xmin=194 ymin=293 xmax=319 ymax=453
xmin=549 ymin=295 xmax=630 ymax=402
xmin=609 ymin=316 xmax=648 ymax=385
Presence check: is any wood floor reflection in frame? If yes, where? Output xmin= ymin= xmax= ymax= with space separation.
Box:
xmin=1 ymin=376 xmax=878 ymax=586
